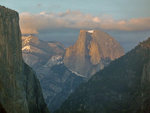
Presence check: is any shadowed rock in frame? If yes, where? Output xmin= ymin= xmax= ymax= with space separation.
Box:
xmin=0 ymin=6 xmax=50 ymax=113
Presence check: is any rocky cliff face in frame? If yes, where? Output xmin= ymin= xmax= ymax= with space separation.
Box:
xmin=22 ymin=35 xmax=84 ymax=112
xmin=0 ymin=6 xmax=49 ymax=113
xmin=56 ymin=38 xmax=150 ymax=113
xmin=64 ymin=30 xmax=124 ymax=78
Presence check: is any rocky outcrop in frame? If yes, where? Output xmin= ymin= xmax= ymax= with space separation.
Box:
xmin=64 ymin=30 xmax=124 ymax=78
xmin=22 ymin=35 xmax=65 ymax=69
xmin=0 ymin=6 xmax=49 ymax=113
xmin=56 ymin=38 xmax=150 ymax=113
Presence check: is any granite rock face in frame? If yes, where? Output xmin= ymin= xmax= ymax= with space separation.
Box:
xmin=64 ymin=30 xmax=124 ymax=78
xmin=0 ymin=6 xmax=49 ymax=113
xmin=22 ymin=30 xmax=124 ymax=112
xmin=56 ymin=38 xmax=150 ymax=113
xmin=22 ymin=36 xmax=84 ymax=112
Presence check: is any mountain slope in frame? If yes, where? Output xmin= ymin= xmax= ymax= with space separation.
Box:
xmin=22 ymin=35 xmax=65 ymax=69
xmin=37 ymin=64 xmax=85 ymax=112
xmin=56 ymin=38 xmax=150 ymax=113
xmin=0 ymin=6 xmax=49 ymax=113
xmin=22 ymin=36 xmax=85 ymax=112
xmin=64 ymin=30 xmax=124 ymax=78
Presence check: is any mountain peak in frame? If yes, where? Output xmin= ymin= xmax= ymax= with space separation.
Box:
xmin=22 ymin=35 xmax=39 ymax=46
xmin=64 ymin=30 xmax=124 ymax=78
xmin=79 ymin=29 xmax=111 ymax=38
xmin=57 ymin=37 xmax=150 ymax=113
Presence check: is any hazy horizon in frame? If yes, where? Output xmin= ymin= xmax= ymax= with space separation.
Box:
xmin=1 ymin=0 xmax=150 ymax=52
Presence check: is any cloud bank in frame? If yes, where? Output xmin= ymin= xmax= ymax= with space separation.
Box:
xmin=20 ymin=10 xmax=150 ymax=34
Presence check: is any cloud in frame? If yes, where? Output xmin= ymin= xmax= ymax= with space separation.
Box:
xmin=19 ymin=11 xmax=150 ymax=34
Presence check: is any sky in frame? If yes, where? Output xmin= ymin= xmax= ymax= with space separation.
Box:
xmin=1 ymin=0 xmax=150 ymax=19
xmin=0 ymin=0 xmax=150 ymax=52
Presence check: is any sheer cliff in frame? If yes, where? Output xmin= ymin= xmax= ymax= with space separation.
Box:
xmin=22 ymin=36 xmax=85 ymax=112
xmin=64 ymin=30 xmax=124 ymax=78
xmin=0 ymin=6 xmax=49 ymax=113
xmin=56 ymin=38 xmax=150 ymax=113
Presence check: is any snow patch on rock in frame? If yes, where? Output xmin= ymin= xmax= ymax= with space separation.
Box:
xmin=44 ymin=55 xmax=63 ymax=67
xmin=88 ymin=30 xmax=94 ymax=33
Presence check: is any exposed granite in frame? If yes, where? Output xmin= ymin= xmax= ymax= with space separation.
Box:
xmin=0 ymin=6 xmax=50 ymax=113
xmin=64 ymin=30 xmax=124 ymax=78
xmin=22 ymin=35 xmax=85 ymax=112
